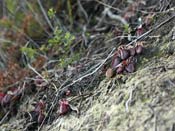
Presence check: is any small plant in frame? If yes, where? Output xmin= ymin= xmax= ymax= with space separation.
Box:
xmin=58 ymin=99 xmax=71 ymax=115
xmin=48 ymin=27 xmax=63 ymax=46
xmin=21 ymin=47 xmax=36 ymax=60
xmin=124 ymin=24 xmax=130 ymax=33
xmin=48 ymin=26 xmax=77 ymax=68
xmin=106 ymin=42 xmax=144 ymax=78
xmin=64 ymin=32 xmax=75 ymax=49
xmin=48 ymin=8 xmax=56 ymax=19
xmin=48 ymin=27 xmax=75 ymax=47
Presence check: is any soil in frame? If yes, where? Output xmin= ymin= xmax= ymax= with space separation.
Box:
xmin=43 ymin=21 xmax=175 ymax=131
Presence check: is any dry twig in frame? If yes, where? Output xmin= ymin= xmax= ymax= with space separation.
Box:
xmin=37 ymin=0 xmax=54 ymax=31
xmin=126 ymin=14 xmax=175 ymax=47
xmin=125 ymin=87 xmax=135 ymax=112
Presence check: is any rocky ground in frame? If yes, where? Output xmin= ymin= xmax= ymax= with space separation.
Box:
xmin=43 ymin=21 xmax=175 ymax=131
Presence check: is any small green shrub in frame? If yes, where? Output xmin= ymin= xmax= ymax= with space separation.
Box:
xmin=48 ymin=26 xmax=78 ymax=68
xmin=21 ymin=47 xmax=36 ymax=60
xmin=48 ymin=27 xmax=75 ymax=46
xmin=48 ymin=8 xmax=56 ymax=19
